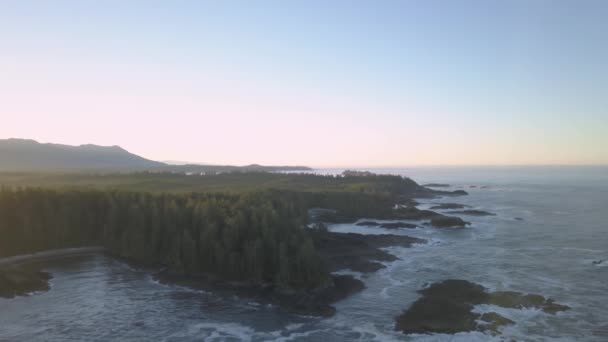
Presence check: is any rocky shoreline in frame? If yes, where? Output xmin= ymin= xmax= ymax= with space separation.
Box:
xmin=0 ymin=247 xmax=105 ymax=299
xmin=1 ymin=180 xmax=572 ymax=336
xmin=395 ymin=279 xmax=570 ymax=335
xmin=0 ymin=265 xmax=52 ymax=299
xmin=150 ymin=230 xmax=425 ymax=317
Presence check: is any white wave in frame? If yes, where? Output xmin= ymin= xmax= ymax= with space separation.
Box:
xmin=267 ymin=328 xmax=329 ymax=341
xmin=146 ymin=275 xmax=212 ymax=295
xmin=332 ymin=269 xmax=364 ymax=280
xmin=563 ymin=247 xmax=605 ymax=253
xmin=180 ymin=322 xmax=256 ymax=342
xmin=407 ymin=332 xmax=498 ymax=342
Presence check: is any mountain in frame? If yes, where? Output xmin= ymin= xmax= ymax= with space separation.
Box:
xmin=0 ymin=139 xmax=165 ymax=171
xmin=0 ymin=139 xmax=312 ymax=173
xmin=162 ymin=160 xmax=210 ymax=166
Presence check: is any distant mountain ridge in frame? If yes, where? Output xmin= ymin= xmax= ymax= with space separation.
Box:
xmin=0 ymin=139 xmax=164 ymax=171
xmin=0 ymin=139 xmax=311 ymax=173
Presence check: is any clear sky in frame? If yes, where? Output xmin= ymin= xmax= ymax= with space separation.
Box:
xmin=1 ymin=0 xmax=607 ymax=167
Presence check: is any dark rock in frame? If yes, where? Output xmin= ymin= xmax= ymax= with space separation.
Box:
xmin=431 ymin=189 xmax=469 ymax=197
xmin=356 ymin=221 xmax=381 ymax=227
xmin=275 ymin=275 xmax=365 ymax=317
xmin=395 ymin=279 xmax=569 ymax=335
xmin=514 ymin=217 xmax=524 ymax=221
xmin=445 ymin=210 xmax=496 ymax=217
xmin=479 ymin=312 xmax=515 ymax=333
xmin=429 ymin=203 xmax=469 ymax=210
xmin=395 ymin=295 xmax=479 ymax=334
xmin=313 ymin=232 xmax=424 ymax=273
xmin=592 ymin=260 xmax=604 ymax=265
xmin=423 ymin=183 xmax=450 ymax=188
xmin=0 ymin=266 xmax=52 ymax=298
xmin=429 ymin=216 xmax=470 ymax=228
xmin=398 ymin=198 xmax=420 ymax=208
xmin=542 ymin=299 xmax=571 ymax=314
xmin=394 ymin=206 xmax=443 ymax=220
xmin=488 ymin=291 xmax=570 ymax=314
xmin=154 ymin=269 xmax=364 ymax=318
xmin=379 ymin=222 xmax=417 ymax=229
xmin=317 ymin=275 xmax=365 ymax=304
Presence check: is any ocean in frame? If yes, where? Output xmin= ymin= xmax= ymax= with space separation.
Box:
xmin=1 ymin=166 xmax=607 ymax=341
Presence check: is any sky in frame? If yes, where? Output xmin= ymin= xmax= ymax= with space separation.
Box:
xmin=1 ymin=0 xmax=607 ymax=167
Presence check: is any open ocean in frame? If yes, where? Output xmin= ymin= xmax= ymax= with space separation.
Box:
xmin=1 ymin=166 xmax=607 ymax=341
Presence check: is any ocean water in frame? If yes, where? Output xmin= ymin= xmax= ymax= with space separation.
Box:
xmin=1 ymin=166 xmax=607 ymax=341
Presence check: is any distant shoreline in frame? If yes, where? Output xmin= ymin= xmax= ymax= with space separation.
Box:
xmin=0 ymin=247 xmax=105 ymax=267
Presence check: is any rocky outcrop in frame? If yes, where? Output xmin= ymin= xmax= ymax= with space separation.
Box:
xmin=435 ymin=189 xmax=469 ymax=196
xmin=154 ymin=230 xmax=424 ymax=317
xmin=445 ymin=210 xmax=496 ymax=216
xmin=379 ymin=222 xmax=418 ymax=229
xmin=423 ymin=183 xmax=450 ymax=188
xmin=428 ymin=216 xmax=470 ymax=228
xmin=395 ymin=279 xmax=570 ymax=335
xmin=274 ymin=275 xmax=366 ymax=317
xmin=356 ymin=221 xmax=381 ymax=227
xmin=0 ymin=266 xmax=52 ymax=298
xmin=429 ymin=203 xmax=469 ymax=210
xmin=313 ymin=232 xmax=424 ymax=273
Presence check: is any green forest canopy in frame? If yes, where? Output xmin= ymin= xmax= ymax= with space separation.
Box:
xmin=0 ymin=172 xmax=425 ymax=290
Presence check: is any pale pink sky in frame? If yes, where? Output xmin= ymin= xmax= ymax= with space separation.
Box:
xmin=2 ymin=1 xmax=607 ymax=167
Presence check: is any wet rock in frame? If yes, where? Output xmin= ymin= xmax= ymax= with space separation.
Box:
xmin=398 ymin=198 xmax=420 ymax=208
xmin=432 ymin=189 xmax=469 ymax=197
xmin=429 ymin=203 xmax=469 ymax=210
xmin=429 ymin=216 xmax=470 ymax=228
xmin=0 ymin=266 xmax=52 ymax=298
xmin=379 ymin=222 xmax=417 ymax=229
xmin=155 ymin=269 xmax=364 ymax=318
xmin=355 ymin=221 xmax=381 ymax=227
xmin=423 ymin=183 xmax=451 ymax=188
xmin=514 ymin=217 xmax=524 ymax=221
xmin=445 ymin=210 xmax=496 ymax=216
xmin=395 ymin=279 xmax=570 ymax=335
xmin=396 ymin=295 xmax=479 ymax=334
xmin=394 ymin=206 xmax=443 ymax=220
xmin=312 ymin=231 xmax=424 ymax=273
xmin=479 ymin=312 xmax=515 ymax=333
xmin=277 ymin=275 xmax=365 ymax=317
xmin=592 ymin=259 xmax=604 ymax=265
xmin=488 ymin=291 xmax=569 ymax=314
xmin=542 ymin=299 xmax=571 ymax=314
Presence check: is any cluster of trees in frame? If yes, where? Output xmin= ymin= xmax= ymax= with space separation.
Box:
xmin=0 ymin=188 xmax=330 ymax=290
xmin=0 ymin=171 xmax=425 ymax=197
xmin=0 ymin=173 xmax=423 ymax=290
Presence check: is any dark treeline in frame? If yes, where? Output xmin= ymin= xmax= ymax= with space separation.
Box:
xmin=0 ymin=172 xmax=428 ymax=290
xmin=0 ymin=171 xmax=424 ymax=196
xmin=0 ymin=188 xmax=331 ymax=289
xmin=0 ymin=186 xmax=405 ymax=290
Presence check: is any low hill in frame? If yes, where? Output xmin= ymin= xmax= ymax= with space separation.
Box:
xmin=0 ymin=139 xmax=164 ymax=171
xmin=0 ymin=139 xmax=311 ymax=172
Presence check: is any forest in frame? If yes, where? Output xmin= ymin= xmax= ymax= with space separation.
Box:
xmin=0 ymin=172 xmax=427 ymax=290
